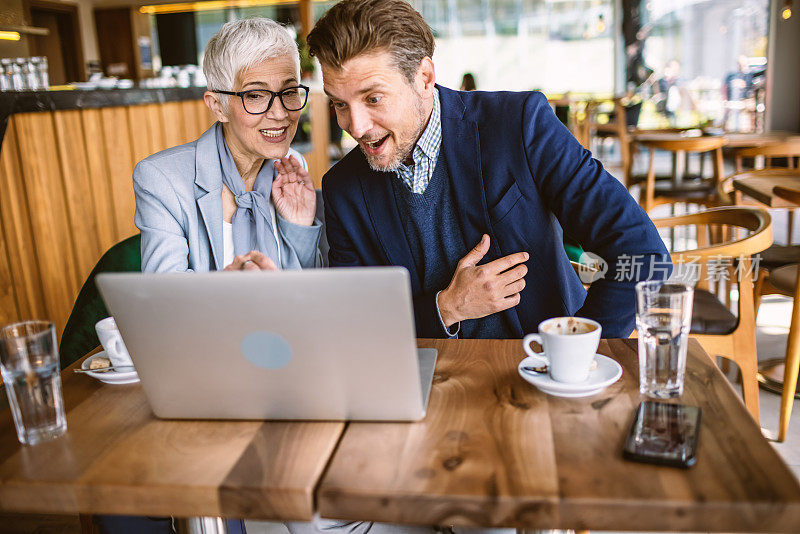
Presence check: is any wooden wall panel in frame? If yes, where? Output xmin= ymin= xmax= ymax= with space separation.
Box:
xmin=53 ymin=110 xmax=103 ymax=283
xmin=161 ymin=102 xmax=185 ymax=150
xmin=144 ymin=104 xmax=167 ymax=153
xmin=0 ymin=121 xmax=41 ymax=326
xmin=308 ymin=92 xmax=331 ymax=189
xmin=80 ymin=109 xmax=118 ymax=252
xmin=180 ymin=100 xmax=202 ymax=141
xmin=13 ymin=113 xmax=80 ymax=335
xmin=128 ymin=104 xmax=156 ymax=170
xmin=100 ymin=107 xmax=138 ymax=240
xmin=0 ymin=216 xmax=18 ymax=327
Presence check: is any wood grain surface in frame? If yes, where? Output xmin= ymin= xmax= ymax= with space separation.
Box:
xmin=0 ymin=121 xmax=47 ymax=323
xmin=732 ymin=172 xmax=800 ymax=207
xmin=0 ymin=353 xmax=344 ymax=520
xmin=14 ymin=112 xmax=81 ymax=332
xmin=632 ymin=131 xmax=798 ymax=148
xmin=318 ymin=339 xmax=800 ymax=532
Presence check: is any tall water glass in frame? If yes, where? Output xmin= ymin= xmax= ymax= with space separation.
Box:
xmin=0 ymin=321 xmax=67 ymax=445
xmin=635 ymin=281 xmax=694 ymax=398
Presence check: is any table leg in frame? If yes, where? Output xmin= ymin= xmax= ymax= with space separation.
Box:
xmin=185 ymin=517 xmax=228 ymax=534
xmin=676 ymin=150 xmax=685 ymax=185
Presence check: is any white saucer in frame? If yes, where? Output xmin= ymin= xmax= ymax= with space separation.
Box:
xmin=81 ymin=351 xmax=140 ymax=385
xmin=518 ymin=353 xmax=622 ymax=398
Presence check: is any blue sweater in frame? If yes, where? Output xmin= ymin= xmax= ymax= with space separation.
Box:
xmin=391 ymin=153 xmax=512 ymax=338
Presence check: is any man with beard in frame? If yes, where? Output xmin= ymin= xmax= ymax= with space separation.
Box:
xmin=307 ymin=0 xmax=669 ymax=340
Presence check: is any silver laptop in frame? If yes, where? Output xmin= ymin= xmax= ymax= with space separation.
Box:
xmin=95 ymin=268 xmax=436 ymax=421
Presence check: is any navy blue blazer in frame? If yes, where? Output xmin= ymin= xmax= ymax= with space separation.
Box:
xmin=322 ymin=85 xmax=669 ymax=339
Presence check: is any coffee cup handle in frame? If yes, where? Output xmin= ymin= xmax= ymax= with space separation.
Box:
xmin=112 ymin=337 xmax=124 ymax=359
xmin=523 ymin=333 xmax=542 ymax=359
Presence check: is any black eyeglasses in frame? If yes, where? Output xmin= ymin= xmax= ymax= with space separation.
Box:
xmin=213 ymin=85 xmax=309 ymax=114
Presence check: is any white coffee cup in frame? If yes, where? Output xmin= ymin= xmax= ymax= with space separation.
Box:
xmin=522 ymin=316 xmax=601 ymax=383
xmin=95 ymin=317 xmax=133 ymax=369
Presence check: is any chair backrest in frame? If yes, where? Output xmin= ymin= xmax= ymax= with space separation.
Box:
xmin=638 ymin=136 xmax=728 ymax=153
xmin=652 ymin=206 xmax=771 ymax=298
xmin=717 ymin=168 xmax=800 ymax=204
xmin=652 ymin=207 xmax=772 ymax=261
xmin=734 ymin=139 xmax=800 ymax=172
xmin=773 ymin=186 xmax=800 ymax=207
xmin=58 ymin=234 xmax=142 ymax=369
xmin=735 ymin=139 xmax=800 ymax=159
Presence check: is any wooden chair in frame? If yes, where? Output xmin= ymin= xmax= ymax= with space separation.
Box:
xmin=639 ymin=136 xmax=728 ymax=214
xmin=626 ymin=128 xmax=707 ymax=187
xmin=718 ymin=170 xmax=800 ymax=314
xmin=716 ymin=168 xmax=799 ymax=205
xmin=589 ymin=97 xmax=634 ymax=181
xmin=733 ymin=140 xmax=800 ymax=244
xmin=651 ymin=207 xmax=773 ymax=422
xmin=734 ymin=139 xmax=800 ymax=173
xmin=757 ymin=185 xmax=800 ymax=442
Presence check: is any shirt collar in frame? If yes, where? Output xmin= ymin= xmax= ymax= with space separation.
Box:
xmin=398 ymin=88 xmax=441 ymax=173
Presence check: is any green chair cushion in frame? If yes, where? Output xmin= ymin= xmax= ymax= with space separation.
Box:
xmin=563 ymin=238 xmax=584 ymax=264
xmin=59 ymin=234 xmax=142 ymax=369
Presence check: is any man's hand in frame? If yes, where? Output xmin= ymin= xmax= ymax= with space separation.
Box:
xmin=438 ymin=235 xmax=528 ymax=328
xmin=224 ymin=251 xmax=278 ymax=271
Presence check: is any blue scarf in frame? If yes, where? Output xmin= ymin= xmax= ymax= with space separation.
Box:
xmin=215 ymin=122 xmax=289 ymax=266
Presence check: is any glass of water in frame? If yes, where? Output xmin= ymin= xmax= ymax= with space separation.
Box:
xmin=635 ymin=281 xmax=694 ymax=398
xmin=0 ymin=321 xmax=67 ymax=445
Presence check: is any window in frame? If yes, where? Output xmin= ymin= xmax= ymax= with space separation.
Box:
xmin=415 ymin=0 xmax=616 ymax=93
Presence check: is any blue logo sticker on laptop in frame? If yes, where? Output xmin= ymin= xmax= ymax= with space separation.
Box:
xmin=241 ymin=331 xmax=292 ymax=369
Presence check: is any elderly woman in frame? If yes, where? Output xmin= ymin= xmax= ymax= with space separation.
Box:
xmin=96 ymin=17 xmax=315 ymax=534
xmin=133 ymin=17 xmax=320 ymax=273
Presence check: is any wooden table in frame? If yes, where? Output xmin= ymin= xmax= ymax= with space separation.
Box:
xmin=724 ymin=131 xmax=800 ymax=148
xmin=632 ymin=131 xmax=799 ymax=148
xmin=0 ymin=349 xmax=344 ymax=521
xmin=318 ymin=339 xmax=800 ymax=532
xmin=2 ymin=340 xmax=799 ymax=532
xmin=732 ymin=171 xmax=800 ymax=207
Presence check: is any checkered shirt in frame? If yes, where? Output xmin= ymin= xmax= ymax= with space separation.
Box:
xmin=395 ymin=88 xmax=441 ymax=194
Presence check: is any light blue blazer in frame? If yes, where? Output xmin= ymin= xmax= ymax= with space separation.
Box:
xmin=133 ymin=125 xmax=323 ymax=273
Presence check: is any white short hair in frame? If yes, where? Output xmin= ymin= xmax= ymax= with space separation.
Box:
xmin=203 ymin=17 xmax=300 ymax=95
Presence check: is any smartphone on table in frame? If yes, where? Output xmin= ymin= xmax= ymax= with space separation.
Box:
xmin=623 ymin=401 xmax=701 ymax=468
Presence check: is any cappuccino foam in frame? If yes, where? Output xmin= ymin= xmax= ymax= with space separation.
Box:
xmin=541 ymin=317 xmax=596 ymax=335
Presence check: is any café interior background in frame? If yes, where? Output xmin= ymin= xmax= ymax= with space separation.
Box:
xmin=1 ymin=0 xmax=799 ymax=133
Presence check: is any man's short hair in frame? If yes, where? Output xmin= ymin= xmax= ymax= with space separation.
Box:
xmin=307 ymin=0 xmax=435 ymax=84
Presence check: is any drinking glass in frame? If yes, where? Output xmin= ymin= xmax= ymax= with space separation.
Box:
xmin=0 ymin=321 xmax=67 ymax=445
xmin=635 ymin=281 xmax=694 ymax=398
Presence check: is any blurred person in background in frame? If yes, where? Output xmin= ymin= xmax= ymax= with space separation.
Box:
xmin=654 ymin=59 xmax=681 ymax=125
xmin=723 ymin=55 xmax=755 ymax=131
xmin=460 ymin=72 xmax=476 ymax=91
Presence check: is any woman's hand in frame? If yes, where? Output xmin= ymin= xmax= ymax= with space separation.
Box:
xmin=224 ymin=251 xmax=278 ymax=271
xmin=272 ymin=156 xmax=316 ymax=226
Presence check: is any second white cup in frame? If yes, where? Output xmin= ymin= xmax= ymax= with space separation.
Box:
xmin=95 ymin=317 xmax=133 ymax=369
xmin=523 ymin=317 xmax=601 ymax=383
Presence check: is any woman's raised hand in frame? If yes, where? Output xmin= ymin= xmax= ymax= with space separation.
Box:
xmin=272 ymin=156 xmax=316 ymax=226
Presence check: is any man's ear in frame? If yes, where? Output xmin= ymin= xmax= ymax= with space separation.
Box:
xmin=416 ymin=57 xmax=436 ymax=94
xmin=204 ymin=92 xmax=229 ymax=123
